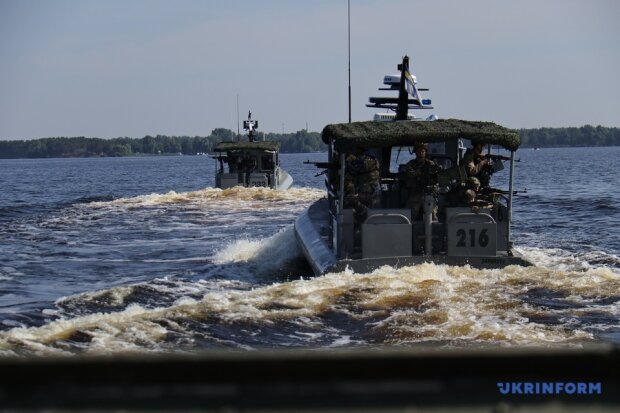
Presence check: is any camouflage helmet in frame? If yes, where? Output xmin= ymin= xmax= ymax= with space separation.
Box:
xmin=414 ymin=142 xmax=428 ymax=151
xmin=467 ymin=177 xmax=480 ymax=187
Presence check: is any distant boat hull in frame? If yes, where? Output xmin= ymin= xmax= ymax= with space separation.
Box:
xmin=276 ymin=169 xmax=294 ymax=191
xmin=215 ymin=167 xmax=293 ymax=191
xmin=213 ymin=141 xmax=293 ymax=191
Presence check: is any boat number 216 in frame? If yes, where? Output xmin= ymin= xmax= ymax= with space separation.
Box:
xmin=456 ymin=228 xmax=489 ymax=248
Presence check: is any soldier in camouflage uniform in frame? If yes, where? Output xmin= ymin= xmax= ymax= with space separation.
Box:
xmin=241 ymin=152 xmax=257 ymax=184
xmin=400 ymin=142 xmax=441 ymax=220
xmin=462 ymin=140 xmax=491 ymax=187
xmin=446 ymin=176 xmax=480 ymax=207
xmin=242 ymin=152 xmax=257 ymax=173
xmin=343 ymin=147 xmax=380 ymax=218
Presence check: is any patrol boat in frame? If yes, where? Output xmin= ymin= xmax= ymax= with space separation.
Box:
xmin=213 ymin=111 xmax=293 ymax=190
xmin=295 ymin=56 xmax=531 ymax=275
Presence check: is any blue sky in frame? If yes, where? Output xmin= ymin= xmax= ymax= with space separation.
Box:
xmin=1 ymin=0 xmax=618 ymax=140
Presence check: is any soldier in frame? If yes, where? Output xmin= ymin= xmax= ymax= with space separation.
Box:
xmin=242 ymin=152 xmax=257 ymax=173
xmin=446 ymin=176 xmax=480 ymax=207
xmin=241 ymin=152 xmax=257 ymax=184
xmin=400 ymin=142 xmax=441 ymax=220
xmin=462 ymin=140 xmax=491 ymax=187
xmin=343 ymin=147 xmax=380 ymax=219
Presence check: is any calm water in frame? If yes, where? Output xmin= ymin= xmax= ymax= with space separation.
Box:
xmin=0 ymin=148 xmax=618 ymax=355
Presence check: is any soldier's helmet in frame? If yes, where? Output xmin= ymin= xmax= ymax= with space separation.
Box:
xmin=467 ymin=177 xmax=481 ymax=188
xmin=414 ymin=142 xmax=428 ymax=151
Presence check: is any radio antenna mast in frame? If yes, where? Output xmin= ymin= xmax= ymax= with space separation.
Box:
xmin=236 ymin=94 xmax=241 ymax=141
xmin=348 ymin=0 xmax=351 ymax=123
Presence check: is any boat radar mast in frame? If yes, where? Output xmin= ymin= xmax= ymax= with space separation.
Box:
xmin=366 ymin=55 xmax=434 ymax=121
xmin=243 ymin=111 xmax=259 ymax=142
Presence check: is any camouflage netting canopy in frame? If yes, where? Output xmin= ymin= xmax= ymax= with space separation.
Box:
xmin=213 ymin=141 xmax=280 ymax=152
xmin=322 ymin=119 xmax=521 ymax=152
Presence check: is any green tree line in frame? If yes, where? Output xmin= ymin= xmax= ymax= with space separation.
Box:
xmin=0 ymin=129 xmax=324 ymax=159
xmin=1 ymin=125 xmax=618 ymax=159
xmin=518 ymin=125 xmax=620 ymax=148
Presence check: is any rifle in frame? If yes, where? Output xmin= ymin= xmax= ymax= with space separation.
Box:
xmin=481 ymin=187 xmax=528 ymax=196
xmin=304 ymin=160 xmax=338 ymax=178
xmin=481 ymin=154 xmax=521 ymax=162
xmin=303 ymin=160 xmax=336 ymax=169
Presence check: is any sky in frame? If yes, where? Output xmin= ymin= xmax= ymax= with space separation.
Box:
xmin=0 ymin=0 xmax=619 ymax=140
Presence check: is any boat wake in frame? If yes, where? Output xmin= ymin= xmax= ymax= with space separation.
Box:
xmin=1 ymin=256 xmax=618 ymax=356
xmin=517 ymin=246 xmax=620 ymax=272
xmin=2 ymin=184 xmax=618 ymax=355
xmin=211 ymin=226 xmax=307 ymax=274
xmin=87 ymin=186 xmax=324 ymax=210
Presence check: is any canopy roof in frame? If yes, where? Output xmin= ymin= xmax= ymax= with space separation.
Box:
xmin=214 ymin=141 xmax=280 ymax=152
xmin=322 ymin=119 xmax=521 ymax=152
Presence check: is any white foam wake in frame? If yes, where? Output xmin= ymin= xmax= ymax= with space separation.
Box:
xmin=2 ymin=261 xmax=618 ymax=355
xmin=87 ymin=187 xmax=324 ymax=209
xmin=517 ymin=246 xmax=620 ymax=274
xmin=212 ymin=225 xmax=302 ymax=271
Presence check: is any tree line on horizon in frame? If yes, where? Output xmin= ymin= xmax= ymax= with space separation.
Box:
xmin=518 ymin=125 xmax=619 ymax=148
xmin=0 ymin=125 xmax=618 ymax=159
xmin=0 ymin=128 xmax=322 ymax=159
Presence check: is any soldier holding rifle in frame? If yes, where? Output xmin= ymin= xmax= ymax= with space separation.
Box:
xmin=343 ymin=147 xmax=380 ymax=219
xmin=463 ymin=140 xmax=515 ymax=188
xmin=400 ymin=142 xmax=442 ymax=220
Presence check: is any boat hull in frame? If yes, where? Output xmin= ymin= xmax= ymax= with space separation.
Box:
xmin=294 ymin=199 xmax=532 ymax=276
xmin=215 ymin=168 xmax=293 ymax=191
xmin=276 ymin=169 xmax=294 ymax=191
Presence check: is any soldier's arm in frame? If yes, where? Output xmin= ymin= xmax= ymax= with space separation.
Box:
xmin=464 ymin=156 xmax=487 ymax=175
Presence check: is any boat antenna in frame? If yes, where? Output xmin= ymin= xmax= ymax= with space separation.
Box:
xmin=236 ymin=94 xmax=240 ymax=141
xmin=347 ymin=0 xmax=351 ymax=123
xmin=243 ymin=111 xmax=258 ymax=142
xmin=396 ymin=55 xmax=409 ymax=120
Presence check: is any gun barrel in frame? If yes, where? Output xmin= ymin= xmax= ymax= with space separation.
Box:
xmin=304 ymin=161 xmax=335 ymax=169
xmin=484 ymin=154 xmax=521 ymax=162
xmin=498 ymin=190 xmax=527 ymax=195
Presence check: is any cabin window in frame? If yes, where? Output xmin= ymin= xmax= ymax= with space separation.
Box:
xmin=390 ymin=144 xmax=452 ymax=172
xmin=389 ymin=147 xmax=417 ymax=173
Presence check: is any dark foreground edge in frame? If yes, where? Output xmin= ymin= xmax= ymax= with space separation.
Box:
xmin=1 ymin=345 xmax=619 ymax=411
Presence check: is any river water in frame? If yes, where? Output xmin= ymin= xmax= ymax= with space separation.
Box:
xmin=0 ymin=148 xmax=618 ymax=355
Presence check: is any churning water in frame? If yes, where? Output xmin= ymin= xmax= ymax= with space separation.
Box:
xmin=0 ymin=149 xmax=618 ymax=356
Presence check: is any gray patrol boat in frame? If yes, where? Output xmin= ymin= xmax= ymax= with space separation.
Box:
xmin=213 ymin=112 xmax=293 ymax=190
xmin=295 ymin=56 xmax=531 ymax=275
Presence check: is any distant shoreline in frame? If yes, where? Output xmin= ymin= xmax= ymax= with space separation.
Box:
xmin=2 ymin=146 xmax=620 ymax=162
xmin=0 ymin=126 xmax=618 ymax=159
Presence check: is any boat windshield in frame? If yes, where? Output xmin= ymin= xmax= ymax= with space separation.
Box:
xmin=390 ymin=144 xmax=455 ymax=173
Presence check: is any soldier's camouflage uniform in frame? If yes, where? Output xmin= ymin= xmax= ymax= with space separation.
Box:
xmin=445 ymin=185 xmax=476 ymax=207
xmin=344 ymin=152 xmax=380 ymax=217
xmin=462 ymin=149 xmax=491 ymax=188
xmin=462 ymin=149 xmax=484 ymax=176
xmin=401 ymin=157 xmax=441 ymax=220
xmin=241 ymin=154 xmax=257 ymax=185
